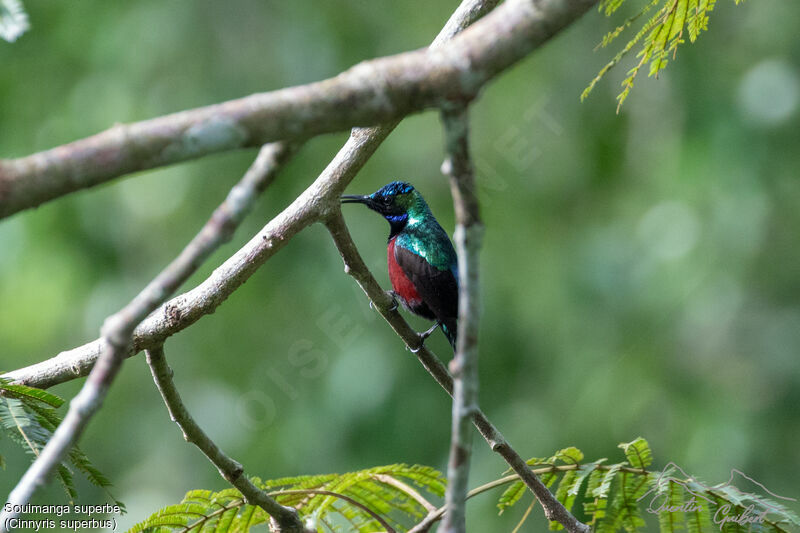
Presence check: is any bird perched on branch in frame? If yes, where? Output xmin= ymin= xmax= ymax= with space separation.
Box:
xmin=342 ymin=181 xmax=459 ymax=350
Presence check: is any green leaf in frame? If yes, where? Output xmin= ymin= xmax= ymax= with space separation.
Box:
xmin=130 ymin=443 xmax=800 ymax=533
xmin=551 ymin=459 xmax=600 ymax=530
xmin=554 ymin=446 xmax=584 ymax=464
xmin=228 ymin=504 xmax=261 ymax=533
xmin=213 ymin=507 xmax=237 ymax=533
xmin=0 ymin=393 xmax=121 ymax=509
xmin=393 ymin=464 xmax=447 ymax=498
xmin=600 ymin=0 xmax=632 ymax=16
xmin=684 ymin=490 xmax=713 ymax=533
xmin=583 ymin=469 xmax=607 ymax=525
xmin=0 ymin=379 xmax=65 ymax=408
xmin=596 ymin=463 xmax=625 ymax=499
xmin=657 ymin=479 xmax=685 ymax=533
xmin=132 ymin=464 xmax=446 ymax=533
xmin=584 ymin=0 xmax=741 ymax=110
xmin=615 ymin=470 xmax=651 ymax=531
xmin=619 ymin=437 xmax=653 ymax=469
xmin=498 ymin=480 xmax=526 ymax=514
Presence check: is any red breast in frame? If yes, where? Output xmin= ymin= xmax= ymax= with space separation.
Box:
xmin=387 ymin=237 xmax=423 ymax=307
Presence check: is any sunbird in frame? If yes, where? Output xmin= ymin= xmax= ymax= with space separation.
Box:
xmin=342 ymin=181 xmax=459 ymax=350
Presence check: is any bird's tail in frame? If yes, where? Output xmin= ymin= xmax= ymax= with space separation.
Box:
xmin=441 ymin=319 xmax=457 ymax=351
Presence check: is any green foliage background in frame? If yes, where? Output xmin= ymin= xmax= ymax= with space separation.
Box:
xmin=0 ymin=0 xmax=798 ymax=530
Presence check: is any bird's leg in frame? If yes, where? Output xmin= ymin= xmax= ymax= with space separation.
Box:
xmin=419 ymin=321 xmax=442 ymax=341
xmin=410 ymin=321 xmax=442 ymax=352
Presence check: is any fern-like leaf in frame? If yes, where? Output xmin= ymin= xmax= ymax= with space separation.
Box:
xmin=497 ymin=480 xmax=527 ymax=514
xmin=0 ymin=379 xmax=64 ymax=408
xmin=499 ymin=447 xmax=586 ymax=515
xmin=132 ymin=441 xmax=799 ymax=533
xmin=656 ymin=479 xmax=685 ymax=533
xmin=584 ymin=0 xmax=742 ymax=110
xmin=583 ymin=468 xmax=607 ymax=525
xmin=0 ymin=381 xmax=121 ymax=507
xmin=616 ymin=470 xmax=651 ymax=531
xmin=684 ymin=488 xmax=713 ymax=533
xmin=550 ymin=459 xmax=601 ymax=530
xmin=619 ymin=437 xmax=653 ymax=469
xmin=131 ymin=464 xmax=446 ymax=533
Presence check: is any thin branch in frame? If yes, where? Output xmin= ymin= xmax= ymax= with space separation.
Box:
xmin=371 ymin=474 xmax=438 ymax=514
xmin=145 ymin=345 xmax=307 ymax=533
xmin=440 ymin=106 xmax=482 ymax=533
xmin=0 ymin=0 xmax=595 ymax=220
xmin=511 ymin=500 xmax=536 ymax=533
xmin=410 ymin=466 xmax=588 ymax=533
xmin=408 ymin=473 xmax=519 ymax=533
xmin=269 ymin=489 xmax=395 ymax=533
xmin=324 ymin=212 xmax=589 ymax=533
xmin=0 ymin=142 xmax=301 ymax=531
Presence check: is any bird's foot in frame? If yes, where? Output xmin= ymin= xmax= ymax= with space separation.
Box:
xmin=369 ymin=291 xmax=398 ymax=312
xmin=385 ymin=290 xmax=399 ymax=312
xmin=410 ymin=322 xmax=441 ymax=353
xmin=419 ymin=321 xmax=442 ymax=342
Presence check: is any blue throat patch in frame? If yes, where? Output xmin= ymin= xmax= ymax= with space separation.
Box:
xmin=386 ymin=213 xmax=409 ymax=238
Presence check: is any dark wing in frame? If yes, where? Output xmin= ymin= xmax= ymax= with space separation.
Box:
xmin=394 ymin=244 xmax=459 ymax=327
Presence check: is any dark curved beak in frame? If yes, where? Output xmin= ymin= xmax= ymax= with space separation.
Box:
xmin=340 ymin=194 xmax=371 ymax=206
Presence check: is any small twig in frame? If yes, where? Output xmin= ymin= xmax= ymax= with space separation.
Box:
xmin=410 ymin=465 xmax=589 ymax=532
xmin=439 ymin=105 xmax=482 ymax=533
xmin=371 ymin=474 xmax=438 ymax=514
xmin=269 ymin=489 xmax=395 ymax=533
xmin=183 ymin=499 xmax=245 ymax=532
xmin=511 ymin=500 xmax=537 ymax=533
xmin=408 ymin=473 xmax=528 ymax=533
xmin=324 ymin=212 xmax=589 ymax=533
xmin=146 ymin=345 xmax=306 ymax=532
xmin=0 ymin=142 xmax=300 ymax=530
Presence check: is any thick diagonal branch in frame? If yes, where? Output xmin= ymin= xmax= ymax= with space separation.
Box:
xmin=0 ymin=142 xmax=301 ymax=531
xmin=440 ymin=106 xmax=482 ymax=533
xmin=146 ymin=345 xmax=307 ymax=532
xmin=0 ymin=0 xmax=596 ymax=220
xmin=324 ymin=212 xmax=589 ymax=533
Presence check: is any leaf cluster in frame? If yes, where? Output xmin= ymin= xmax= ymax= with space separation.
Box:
xmin=0 ymin=378 xmax=122 ymax=509
xmin=497 ymin=437 xmax=799 ymax=533
xmin=583 ymin=0 xmax=745 ymax=111
xmin=129 ymin=437 xmax=800 ymax=532
xmin=129 ymin=464 xmax=446 ymax=533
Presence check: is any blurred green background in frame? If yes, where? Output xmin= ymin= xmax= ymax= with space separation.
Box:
xmin=1 ymin=0 xmax=798 ymax=530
